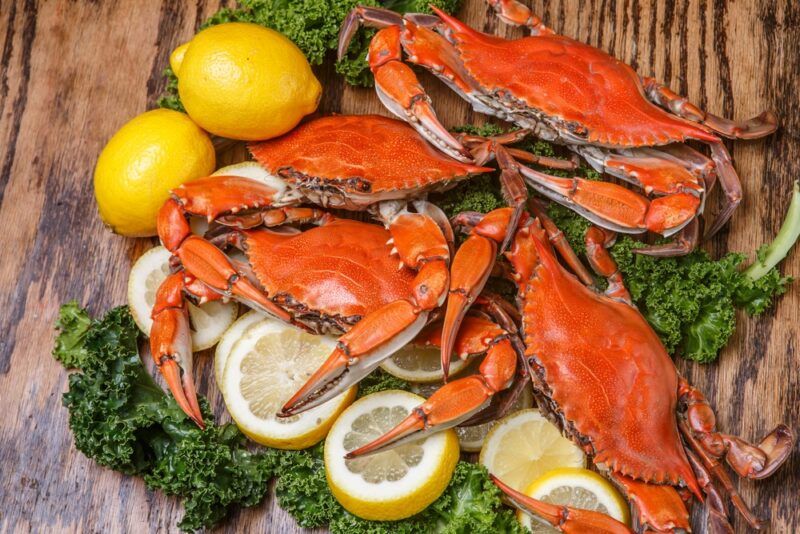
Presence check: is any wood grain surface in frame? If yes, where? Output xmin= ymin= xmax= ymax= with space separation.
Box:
xmin=1 ymin=1 xmax=797 ymax=532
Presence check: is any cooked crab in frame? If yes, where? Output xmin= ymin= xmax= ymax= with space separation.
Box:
xmin=339 ymin=1 xmax=778 ymax=254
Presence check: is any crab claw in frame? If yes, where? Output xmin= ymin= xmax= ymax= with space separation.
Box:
xmin=366 ymin=26 xmax=472 ymax=162
xmin=349 ymin=337 xmax=517 ymax=459
xmin=338 ymin=6 xmax=404 ymax=60
xmin=278 ymin=346 xmax=366 ymax=417
xmin=441 ymin=208 xmax=514 ymax=379
xmin=280 ymin=301 xmax=430 ymax=417
xmin=491 ymin=475 xmax=635 ymax=534
xmin=150 ymin=273 xmax=205 ymax=428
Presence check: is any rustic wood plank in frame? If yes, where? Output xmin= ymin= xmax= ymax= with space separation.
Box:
xmin=0 ymin=1 xmax=797 ymax=532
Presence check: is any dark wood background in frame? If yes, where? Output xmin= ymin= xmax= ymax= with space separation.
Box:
xmin=0 ymin=1 xmax=797 ymax=532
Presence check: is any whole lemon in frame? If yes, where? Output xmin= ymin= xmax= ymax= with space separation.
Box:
xmin=94 ymin=109 xmax=215 ymax=237
xmin=174 ymin=23 xmax=322 ymax=141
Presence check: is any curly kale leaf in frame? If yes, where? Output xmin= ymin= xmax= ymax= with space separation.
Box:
xmin=435 ymin=174 xmax=507 ymax=219
xmin=54 ymin=305 xmax=275 ymax=531
xmin=610 ymin=237 xmax=790 ymax=363
xmin=357 ymin=368 xmax=410 ymax=397
xmin=53 ymin=301 xmax=93 ymax=368
xmin=156 ymin=67 xmax=185 ymax=112
xmin=418 ymin=463 xmax=525 ymax=533
xmin=274 ymin=444 xmax=523 ymax=533
xmin=274 ymin=444 xmax=341 ymax=527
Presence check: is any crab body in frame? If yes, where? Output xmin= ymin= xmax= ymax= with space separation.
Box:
xmin=248 ymin=114 xmax=491 ymax=211
xmin=237 ymin=218 xmax=413 ymax=333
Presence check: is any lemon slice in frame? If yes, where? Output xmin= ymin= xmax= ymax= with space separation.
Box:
xmin=517 ymin=468 xmax=630 ymax=532
xmin=380 ymin=344 xmax=467 ymax=383
xmin=480 ymin=409 xmax=584 ymax=492
xmin=127 ymin=246 xmax=238 ymax=351
xmin=411 ymin=380 xmax=534 ymax=452
xmin=221 ymin=317 xmax=356 ymax=449
xmin=324 ymin=390 xmax=459 ymax=521
xmin=214 ymin=310 xmax=266 ymax=390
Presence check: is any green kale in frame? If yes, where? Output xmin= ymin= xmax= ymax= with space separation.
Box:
xmin=53 ymin=301 xmax=92 ymax=368
xmin=273 ymin=444 xmax=340 ymax=527
xmin=451 ymin=123 xmax=508 ymax=138
xmin=436 ymin=174 xmax=506 ymax=219
xmin=415 ymin=462 xmax=525 ymax=533
xmin=273 ymin=445 xmax=524 ymax=534
xmin=609 ymin=236 xmax=790 ymax=362
xmin=156 ymin=67 xmax=184 ymax=112
xmin=357 ymin=368 xmax=410 ymax=397
xmin=55 ymin=305 xmax=275 ymax=532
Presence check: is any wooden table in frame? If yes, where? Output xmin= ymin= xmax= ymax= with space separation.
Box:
xmin=1 ymin=1 xmax=797 ymax=532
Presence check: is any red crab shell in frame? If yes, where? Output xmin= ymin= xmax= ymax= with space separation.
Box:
xmin=437 ymin=11 xmax=717 ymax=147
xmin=521 ymin=233 xmax=699 ymax=491
xmin=248 ymin=114 xmax=491 ymax=208
xmin=240 ymin=217 xmax=415 ymax=329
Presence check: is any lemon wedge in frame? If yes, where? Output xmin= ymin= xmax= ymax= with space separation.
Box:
xmin=127 ymin=246 xmax=237 ymax=351
xmin=324 ymin=390 xmax=459 ymax=521
xmin=518 ymin=468 xmax=630 ymax=532
xmin=479 ymin=409 xmax=584 ymax=492
xmin=380 ymin=344 xmax=467 ymax=383
xmin=221 ymin=317 xmax=356 ymax=449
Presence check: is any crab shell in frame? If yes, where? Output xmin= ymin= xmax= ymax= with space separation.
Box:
xmin=520 ymin=239 xmax=697 ymax=490
xmin=239 ymin=217 xmax=415 ymax=334
xmin=248 ymin=114 xmax=491 ymax=210
xmin=432 ymin=11 xmax=718 ymax=148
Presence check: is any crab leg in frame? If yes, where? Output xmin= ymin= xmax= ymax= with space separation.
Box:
xmin=518 ymin=162 xmax=701 ymax=240
xmin=641 ymin=77 xmax=778 ymax=140
xmin=584 ymin=226 xmax=632 ymax=303
xmin=150 ymin=272 xmax=205 ymax=427
xmin=685 ymin=450 xmax=737 ymax=533
xmin=491 ymin=476 xmax=634 ymax=534
xmin=484 ymin=0 xmax=552 ymax=35
xmin=635 ymin=217 xmax=701 ymax=258
xmin=528 ymin=199 xmax=595 ymax=285
xmin=279 ymin=209 xmax=451 ymax=416
xmin=442 ymin=207 xmax=516 ymax=378
xmin=151 ymin=178 xmax=302 ymax=425
xmin=607 ymin=474 xmax=691 ymax=533
xmin=678 ymin=378 xmax=794 ymax=480
xmin=340 ymin=13 xmax=471 ymax=162
xmin=704 ymin=142 xmax=742 ymax=238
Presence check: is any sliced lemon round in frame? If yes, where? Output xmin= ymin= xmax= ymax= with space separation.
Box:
xmin=411 ymin=380 xmax=534 ymax=452
xmin=324 ymin=390 xmax=459 ymax=521
xmin=221 ymin=317 xmax=356 ymax=449
xmin=480 ymin=409 xmax=584 ymax=493
xmin=127 ymin=246 xmax=238 ymax=351
xmin=517 ymin=468 xmax=630 ymax=532
xmin=214 ymin=310 xmax=266 ymax=390
xmin=380 ymin=344 xmax=467 ymax=383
